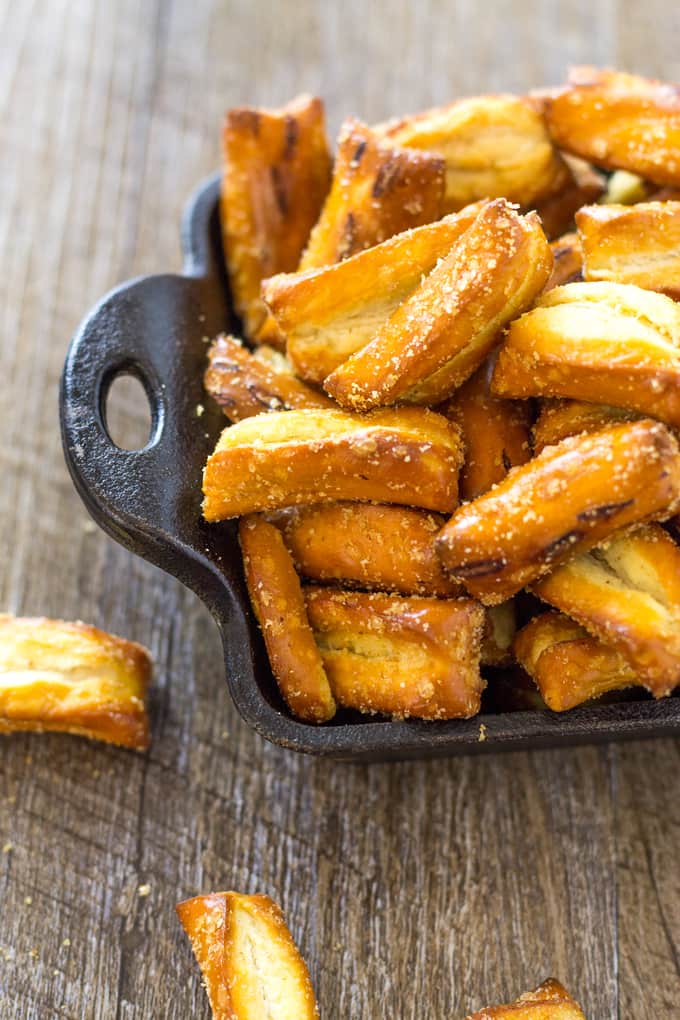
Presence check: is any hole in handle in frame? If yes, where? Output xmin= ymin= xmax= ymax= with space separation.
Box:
xmin=104 ymin=372 xmax=154 ymax=451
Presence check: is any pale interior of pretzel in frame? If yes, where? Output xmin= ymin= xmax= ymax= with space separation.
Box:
xmin=0 ymin=614 xmax=151 ymax=749
xmin=464 ymin=977 xmax=586 ymax=1019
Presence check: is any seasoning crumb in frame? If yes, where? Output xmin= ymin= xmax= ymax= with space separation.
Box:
xmin=82 ymin=520 xmax=97 ymax=534
xmin=2 ymin=842 xmax=12 ymax=854
xmin=478 ymin=723 xmax=488 ymax=742
xmin=24 ymin=896 xmax=33 ymax=905
xmin=62 ymin=939 xmax=71 ymax=947
xmin=196 ymin=403 xmax=205 ymax=418
xmin=53 ymin=969 xmax=59 ymax=976
xmin=29 ymin=948 xmax=39 ymax=959
xmin=221 ymin=730 xmax=229 ymax=739
xmin=138 ymin=883 xmax=151 ymax=898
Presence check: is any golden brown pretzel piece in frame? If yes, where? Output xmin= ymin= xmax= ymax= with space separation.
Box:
xmin=436 ymin=419 xmax=680 ymax=605
xmin=545 ymin=67 xmax=680 ymax=187
xmin=0 ymin=615 xmax=151 ymax=749
xmin=576 ymin=201 xmax=680 ymax=301
xmin=273 ymin=502 xmax=463 ymax=597
xmin=514 ymin=611 xmax=639 ymax=711
xmin=531 ymin=400 xmax=639 ymax=455
xmin=464 ymin=978 xmax=586 ymax=1019
xmin=263 ymin=203 xmax=483 ymax=384
xmin=176 ymin=891 xmax=319 ymax=1020
xmin=221 ymin=94 xmax=331 ymax=342
xmin=544 ymin=233 xmax=582 ymax=292
xmin=376 ymin=94 xmax=570 ymax=213
xmin=533 ymin=154 xmax=605 ymax=240
xmin=532 ymin=524 xmax=680 ymax=698
xmin=204 ymin=334 xmax=335 ymax=422
xmin=305 ymin=588 xmax=485 ymax=719
xmin=298 ymin=118 xmax=445 ymax=271
xmin=239 ymin=516 xmax=335 ymax=722
xmin=203 ymin=406 xmax=464 ymax=520
xmin=439 ymin=358 xmax=531 ymax=501
xmin=492 ymin=282 xmax=680 ymax=428
xmin=324 ymin=200 xmax=552 ymax=411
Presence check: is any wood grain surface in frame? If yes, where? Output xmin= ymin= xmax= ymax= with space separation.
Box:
xmin=1 ymin=1 xmax=679 ymax=1016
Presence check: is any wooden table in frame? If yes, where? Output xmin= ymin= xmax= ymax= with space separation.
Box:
xmin=1 ymin=2 xmax=679 ymax=1016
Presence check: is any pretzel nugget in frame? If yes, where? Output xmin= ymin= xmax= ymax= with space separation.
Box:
xmin=514 ymin=611 xmax=639 ymax=711
xmin=203 ymin=406 xmax=463 ymax=520
xmin=532 ymin=399 xmax=638 ymax=455
xmin=204 ymin=334 xmax=335 ymax=422
xmin=576 ymin=202 xmax=680 ymax=301
xmin=440 ymin=359 xmax=531 ymax=501
xmin=436 ymin=419 xmax=680 ymax=604
xmin=0 ymin=615 xmax=151 ymax=749
xmin=377 ymin=94 xmax=570 ymax=213
xmin=222 ymin=94 xmax=331 ymax=341
xmin=534 ymin=154 xmax=605 ymax=240
xmin=546 ymin=67 xmax=680 ymax=187
xmin=533 ymin=524 xmax=680 ymax=698
xmin=274 ymin=502 xmax=462 ymax=596
xmin=239 ymin=516 xmax=335 ymax=722
xmin=264 ymin=204 xmax=483 ymax=384
xmin=305 ymin=588 xmax=485 ymax=719
xmin=465 ymin=978 xmax=586 ymax=1019
xmin=176 ymin=892 xmax=319 ymax=1020
xmin=324 ymin=201 xmax=552 ymax=410
xmin=492 ymin=282 xmax=680 ymax=428
xmin=298 ymin=119 xmax=445 ymax=270
xmin=544 ymin=232 xmax=582 ymax=292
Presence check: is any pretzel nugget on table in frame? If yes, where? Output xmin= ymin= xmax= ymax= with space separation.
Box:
xmin=533 ymin=524 xmax=680 ymax=698
xmin=221 ymin=94 xmax=331 ymax=344
xmin=324 ymin=200 xmax=552 ymax=411
xmin=531 ymin=400 xmax=639 ymax=455
xmin=298 ymin=118 xmax=445 ymax=270
xmin=492 ymin=282 xmax=680 ymax=428
xmin=464 ymin=978 xmax=586 ymax=1019
xmin=0 ymin=615 xmax=151 ymax=749
xmin=436 ymin=419 xmax=680 ymax=604
xmin=575 ymin=201 xmax=680 ymax=301
xmin=305 ymin=588 xmax=485 ymax=720
xmin=203 ymin=406 xmax=464 ymax=520
xmin=375 ymin=94 xmax=570 ymax=213
xmin=263 ymin=203 xmax=483 ymax=383
xmin=177 ymin=891 xmax=319 ymax=1020
xmin=239 ymin=516 xmax=335 ymax=722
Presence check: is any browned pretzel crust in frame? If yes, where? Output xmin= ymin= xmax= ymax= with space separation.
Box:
xmin=544 ymin=233 xmax=582 ymax=292
xmin=176 ymin=891 xmax=319 ymax=1020
xmin=576 ymin=201 xmax=680 ymax=300
xmin=0 ymin=615 xmax=151 ymax=750
xmin=531 ymin=399 xmax=639 ymax=455
xmin=534 ymin=154 xmax=605 ymax=240
xmin=545 ymin=67 xmax=680 ymax=187
xmin=440 ymin=359 xmax=531 ymax=501
xmin=376 ymin=95 xmax=570 ymax=213
xmin=514 ymin=611 xmax=639 ymax=711
xmin=263 ymin=204 xmax=483 ymax=384
xmin=465 ymin=978 xmax=586 ymax=1019
xmin=436 ymin=419 xmax=680 ymax=604
xmin=492 ymin=282 xmax=680 ymax=428
xmin=239 ymin=516 xmax=335 ymax=722
xmin=221 ymin=94 xmax=331 ymax=341
xmin=305 ymin=588 xmax=485 ymax=719
xmin=324 ymin=201 xmax=552 ymax=410
xmin=204 ymin=334 xmax=335 ymax=422
xmin=533 ymin=524 xmax=680 ymax=698
xmin=273 ymin=502 xmax=462 ymax=596
xmin=203 ymin=406 xmax=464 ymax=520
xmin=298 ymin=119 xmax=445 ymax=270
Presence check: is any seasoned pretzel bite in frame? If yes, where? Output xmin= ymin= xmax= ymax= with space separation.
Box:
xmin=544 ymin=232 xmax=582 ymax=292
xmin=203 ymin=406 xmax=464 ymax=520
xmin=298 ymin=119 xmax=445 ymax=271
xmin=440 ymin=358 xmax=531 ymax=501
xmin=376 ymin=94 xmax=570 ymax=213
xmin=492 ymin=282 xmax=680 ymax=428
xmin=324 ymin=201 xmax=552 ymax=410
xmin=305 ymin=588 xmax=485 ymax=719
xmin=0 ymin=615 xmax=151 ymax=750
xmin=204 ymin=334 xmax=335 ymax=422
xmin=545 ymin=67 xmax=680 ymax=187
xmin=263 ymin=204 xmax=483 ymax=384
xmin=221 ymin=94 xmax=331 ymax=341
xmin=532 ymin=399 xmax=639 ymax=454
xmin=533 ymin=524 xmax=680 ymax=698
xmin=239 ymin=516 xmax=335 ymax=723
xmin=465 ymin=977 xmax=586 ymax=1019
xmin=534 ymin=155 xmax=605 ymax=240
xmin=514 ymin=611 xmax=639 ymax=711
xmin=273 ymin=502 xmax=462 ymax=596
xmin=176 ymin=892 xmax=319 ymax=1020
xmin=576 ymin=202 xmax=680 ymax=300
xmin=436 ymin=419 xmax=680 ymax=605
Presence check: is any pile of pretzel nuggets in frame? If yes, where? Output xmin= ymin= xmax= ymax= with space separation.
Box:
xmin=202 ymin=67 xmax=680 ymax=725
